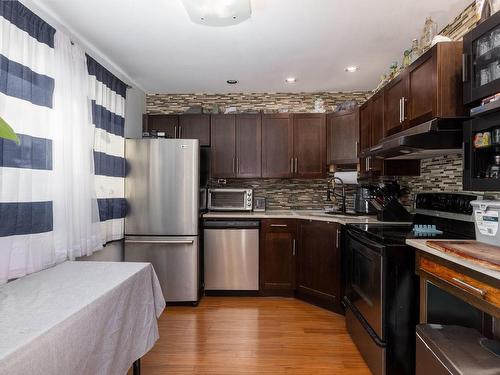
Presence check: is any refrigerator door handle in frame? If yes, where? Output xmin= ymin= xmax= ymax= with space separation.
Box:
xmin=125 ymin=239 xmax=194 ymax=245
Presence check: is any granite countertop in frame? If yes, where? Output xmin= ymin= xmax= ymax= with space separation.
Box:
xmin=406 ymin=239 xmax=500 ymax=281
xmin=203 ymin=210 xmax=411 ymax=226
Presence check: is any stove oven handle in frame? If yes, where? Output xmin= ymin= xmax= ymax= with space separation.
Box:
xmin=346 ymin=229 xmax=386 ymax=251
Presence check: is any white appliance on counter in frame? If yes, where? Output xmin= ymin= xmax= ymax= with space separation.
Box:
xmin=124 ymin=138 xmax=200 ymax=304
xmin=471 ymin=200 xmax=500 ymax=246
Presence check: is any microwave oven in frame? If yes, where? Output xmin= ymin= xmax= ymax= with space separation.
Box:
xmin=208 ymin=188 xmax=253 ymax=211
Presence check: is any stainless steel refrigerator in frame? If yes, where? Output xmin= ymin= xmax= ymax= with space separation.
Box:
xmin=124 ymin=138 xmax=200 ymax=304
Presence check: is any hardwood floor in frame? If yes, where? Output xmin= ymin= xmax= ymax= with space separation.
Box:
xmin=140 ymin=297 xmax=371 ymax=374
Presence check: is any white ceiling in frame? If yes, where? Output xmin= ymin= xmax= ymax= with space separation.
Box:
xmin=30 ymin=0 xmax=472 ymax=93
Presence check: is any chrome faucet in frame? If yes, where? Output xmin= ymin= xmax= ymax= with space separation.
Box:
xmin=326 ymin=176 xmax=346 ymax=214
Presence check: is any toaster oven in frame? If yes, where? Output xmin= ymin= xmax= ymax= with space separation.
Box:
xmin=208 ymin=188 xmax=253 ymax=211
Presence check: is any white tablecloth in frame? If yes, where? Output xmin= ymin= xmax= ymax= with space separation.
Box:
xmin=0 ymin=261 xmax=165 ymax=375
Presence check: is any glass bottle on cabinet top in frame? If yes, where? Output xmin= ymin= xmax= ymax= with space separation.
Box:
xmin=409 ymin=38 xmax=420 ymax=63
xmin=420 ymin=17 xmax=438 ymax=52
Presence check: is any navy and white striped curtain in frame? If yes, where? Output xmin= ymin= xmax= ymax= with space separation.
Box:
xmin=0 ymin=1 xmax=59 ymax=282
xmin=0 ymin=1 xmax=127 ymax=283
xmin=87 ymin=56 xmax=127 ymax=243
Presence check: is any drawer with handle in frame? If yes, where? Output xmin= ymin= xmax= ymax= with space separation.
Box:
xmin=417 ymin=254 xmax=500 ymax=315
xmin=262 ymin=219 xmax=297 ymax=233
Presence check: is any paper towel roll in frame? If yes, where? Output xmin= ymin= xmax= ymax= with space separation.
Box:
xmin=333 ymin=171 xmax=358 ymax=185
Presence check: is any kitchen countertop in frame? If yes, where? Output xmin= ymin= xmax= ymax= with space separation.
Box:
xmin=406 ymin=239 xmax=500 ymax=281
xmin=203 ymin=210 xmax=411 ymax=226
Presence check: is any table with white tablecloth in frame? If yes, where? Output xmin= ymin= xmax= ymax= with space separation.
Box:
xmin=0 ymin=261 xmax=165 ymax=375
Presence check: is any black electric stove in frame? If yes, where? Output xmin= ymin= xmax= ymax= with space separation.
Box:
xmin=347 ymin=219 xmax=474 ymax=246
xmin=343 ymin=192 xmax=481 ymax=375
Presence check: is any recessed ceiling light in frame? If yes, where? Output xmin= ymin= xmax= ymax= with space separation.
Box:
xmin=345 ymin=66 xmax=358 ymax=73
xmin=285 ymin=77 xmax=297 ymax=84
xmin=227 ymin=79 xmax=238 ymax=85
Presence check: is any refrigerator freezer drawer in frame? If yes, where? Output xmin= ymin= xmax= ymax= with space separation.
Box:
xmin=204 ymin=228 xmax=259 ymax=291
xmin=124 ymin=235 xmax=199 ymax=303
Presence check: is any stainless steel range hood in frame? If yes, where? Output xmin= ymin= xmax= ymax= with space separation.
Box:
xmin=363 ymin=119 xmax=465 ymax=160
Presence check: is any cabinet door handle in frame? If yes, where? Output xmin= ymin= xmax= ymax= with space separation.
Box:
xmin=399 ymin=98 xmax=403 ymax=123
xmin=292 ymin=239 xmax=296 ymax=256
xmin=270 ymin=224 xmax=288 ymax=227
xmin=462 ymin=53 xmax=470 ymax=82
xmin=402 ymin=97 xmax=407 ymax=121
xmin=367 ymin=156 xmax=371 ymax=171
xmin=355 ymin=141 xmax=359 ymax=158
xmin=294 ymin=158 xmax=298 ymax=173
xmin=290 ymin=158 xmax=294 ymax=173
xmin=452 ymin=277 xmax=485 ymax=297
xmin=236 ymin=158 xmax=239 ymax=174
xmin=336 ymin=229 xmax=340 ymax=248
xmin=232 ymin=157 xmax=235 ymax=174
xmin=174 ymin=125 xmax=178 ymax=138
xmin=179 ymin=125 xmax=182 ymax=138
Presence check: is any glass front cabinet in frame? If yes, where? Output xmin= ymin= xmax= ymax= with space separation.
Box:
xmin=464 ymin=11 xmax=500 ymax=105
xmin=463 ymin=12 xmax=500 ymax=191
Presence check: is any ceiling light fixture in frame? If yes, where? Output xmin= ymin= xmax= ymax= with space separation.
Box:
xmin=181 ymin=0 xmax=252 ymax=27
xmin=285 ymin=77 xmax=297 ymax=84
xmin=227 ymin=79 xmax=239 ymax=85
xmin=345 ymin=66 xmax=358 ymax=73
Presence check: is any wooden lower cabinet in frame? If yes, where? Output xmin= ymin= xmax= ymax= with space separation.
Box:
xmin=296 ymin=220 xmax=342 ymax=311
xmin=259 ymin=219 xmax=297 ymax=296
xmin=259 ymin=219 xmax=343 ymax=312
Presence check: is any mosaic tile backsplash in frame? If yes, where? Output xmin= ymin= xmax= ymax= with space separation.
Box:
xmin=209 ymin=178 xmax=357 ymax=211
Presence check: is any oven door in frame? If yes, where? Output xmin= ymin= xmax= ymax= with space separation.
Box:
xmin=345 ymin=229 xmax=385 ymax=340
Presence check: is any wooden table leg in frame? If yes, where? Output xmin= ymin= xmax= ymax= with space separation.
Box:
xmin=133 ymin=359 xmax=141 ymax=375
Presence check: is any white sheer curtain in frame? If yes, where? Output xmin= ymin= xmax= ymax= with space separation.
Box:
xmin=52 ymin=31 xmax=103 ymax=260
xmin=0 ymin=3 xmax=106 ymax=285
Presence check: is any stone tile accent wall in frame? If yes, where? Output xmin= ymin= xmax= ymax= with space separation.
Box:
xmin=399 ymin=155 xmax=463 ymax=208
xmin=147 ymin=92 xmax=370 ymax=114
xmin=210 ymin=178 xmax=357 ymax=211
xmin=440 ymin=2 xmax=478 ymax=40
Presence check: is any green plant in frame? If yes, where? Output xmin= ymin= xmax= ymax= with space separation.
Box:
xmin=0 ymin=116 xmax=19 ymax=145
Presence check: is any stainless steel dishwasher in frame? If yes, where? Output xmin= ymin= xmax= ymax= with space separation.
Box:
xmin=203 ymin=220 xmax=259 ymax=291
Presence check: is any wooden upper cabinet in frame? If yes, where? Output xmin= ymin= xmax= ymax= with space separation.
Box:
xmin=371 ymin=92 xmax=384 ymax=147
xmin=384 ymin=74 xmax=406 ymax=136
xmin=210 ymin=114 xmax=236 ymax=178
xmin=406 ymin=42 xmax=464 ymax=128
xmin=144 ymin=114 xmax=178 ymax=138
xmin=179 ymin=114 xmax=210 ymax=146
xmin=236 ymin=114 xmax=262 ymax=178
xmin=262 ymin=114 xmax=294 ymax=178
xmin=293 ymin=114 xmax=326 ymax=178
xmin=327 ymin=109 xmax=359 ymax=165
xmin=359 ymin=101 xmax=372 ymax=152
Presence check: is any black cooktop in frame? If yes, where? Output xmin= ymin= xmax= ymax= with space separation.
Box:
xmin=347 ymin=223 xmax=467 ymax=245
